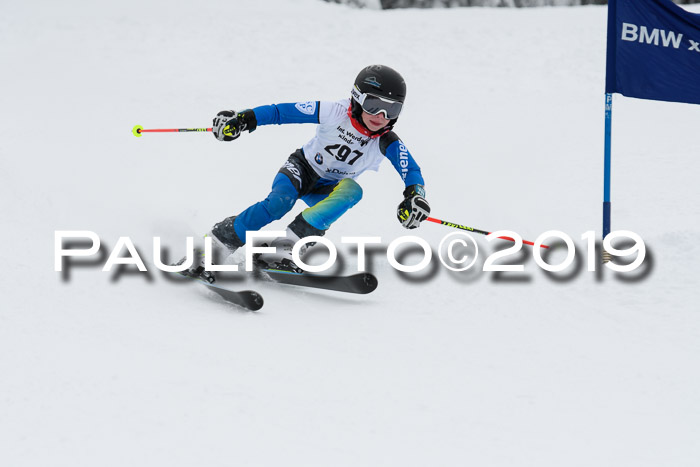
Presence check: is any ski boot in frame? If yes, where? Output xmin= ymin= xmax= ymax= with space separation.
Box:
xmin=175 ymin=231 xmax=235 ymax=284
xmin=255 ymin=228 xmax=309 ymax=274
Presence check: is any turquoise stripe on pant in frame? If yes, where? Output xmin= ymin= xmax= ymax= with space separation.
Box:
xmin=301 ymin=178 xmax=363 ymax=230
xmin=234 ymin=176 xmax=363 ymax=243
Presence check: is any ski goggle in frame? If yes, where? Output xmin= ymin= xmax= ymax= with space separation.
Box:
xmin=351 ymin=85 xmax=403 ymax=120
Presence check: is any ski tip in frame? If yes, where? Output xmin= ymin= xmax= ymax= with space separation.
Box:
xmin=358 ymin=273 xmax=378 ymax=294
xmin=242 ymin=290 xmax=264 ymax=311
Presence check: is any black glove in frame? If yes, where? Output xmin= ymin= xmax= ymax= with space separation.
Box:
xmin=397 ymin=184 xmax=430 ymax=229
xmin=212 ymin=109 xmax=257 ymax=141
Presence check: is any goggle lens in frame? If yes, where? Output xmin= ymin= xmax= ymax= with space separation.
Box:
xmin=352 ymin=86 xmax=403 ymax=120
xmin=361 ymin=95 xmax=403 ymax=120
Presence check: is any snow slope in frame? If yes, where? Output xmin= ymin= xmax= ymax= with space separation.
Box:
xmin=2 ymin=1 xmax=699 ymax=466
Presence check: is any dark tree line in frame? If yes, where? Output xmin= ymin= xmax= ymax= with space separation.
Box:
xmin=323 ymin=0 xmax=700 ymax=9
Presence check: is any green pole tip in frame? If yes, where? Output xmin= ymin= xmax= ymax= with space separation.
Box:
xmin=132 ymin=125 xmax=143 ymax=137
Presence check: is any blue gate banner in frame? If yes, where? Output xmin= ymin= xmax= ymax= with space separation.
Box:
xmin=606 ymin=0 xmax=700 ymax=105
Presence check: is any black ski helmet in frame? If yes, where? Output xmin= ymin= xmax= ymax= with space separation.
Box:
xmin=351 ymin=65 xmax=406 ymax=131
xmin=354 ymin=65 xmax=406 ymax=103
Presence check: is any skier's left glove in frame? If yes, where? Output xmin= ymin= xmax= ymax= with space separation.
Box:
xmin=212 ymin=109 xmax=257 ymax=141
xmin=397 ymin=184 xmax=430 ymax=229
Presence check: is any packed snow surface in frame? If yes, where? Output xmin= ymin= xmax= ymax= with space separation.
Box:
xmin=2 ymin=1 xmax=699 ymax=466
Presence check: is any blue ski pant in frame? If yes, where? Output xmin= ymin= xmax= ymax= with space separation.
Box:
xmin=232 ymin=151 xmax=363 ymax=244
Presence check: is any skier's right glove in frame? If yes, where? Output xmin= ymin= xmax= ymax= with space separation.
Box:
xmin=212 ymin=109 xmax=257 ymax=141
xmin=397 ymin=184 xmax=430 ymax=229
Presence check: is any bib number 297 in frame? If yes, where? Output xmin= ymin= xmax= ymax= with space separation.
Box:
xmin=325 ymin=144 xmax=363 ymax=165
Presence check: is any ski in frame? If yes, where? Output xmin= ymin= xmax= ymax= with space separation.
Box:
xmin=170 ymin=272 xmax=264 ymax=311
xmin=257 ymin=269 xmax=378 ymax=295
xmin=200 ymin=281 xmax=264 ymax=311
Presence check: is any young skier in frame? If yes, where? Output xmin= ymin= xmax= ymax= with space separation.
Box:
xmin=182 ymin=65 xmax=430 ymax=283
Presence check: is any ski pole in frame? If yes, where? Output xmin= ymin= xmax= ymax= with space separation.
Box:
xmin=132 ymin=125 xmax=212 ymax=137
xmin=426 ymin=217 xmax=549 ymax=249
